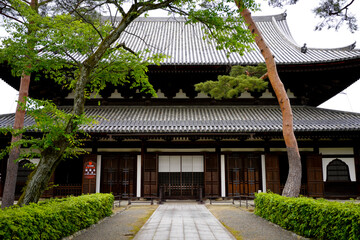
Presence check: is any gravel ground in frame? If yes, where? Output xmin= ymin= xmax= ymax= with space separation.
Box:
xmin=68 ymin=205 xmax=157 ymax=240
xmin=207 ymin=205 xmax=307 ymax=240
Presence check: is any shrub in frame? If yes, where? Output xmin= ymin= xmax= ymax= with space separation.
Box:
xmin=0 ymin=193 xmax=114 ymax=240
xmin=255 ymin=193 xmax=360 ymax=240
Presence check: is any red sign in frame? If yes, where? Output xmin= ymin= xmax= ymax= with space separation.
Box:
xmin=84 ymin=161 xmax=96 ymax=179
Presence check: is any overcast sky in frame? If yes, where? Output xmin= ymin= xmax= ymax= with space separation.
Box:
xmin=0 ymin=0 xmax=359 ymax=114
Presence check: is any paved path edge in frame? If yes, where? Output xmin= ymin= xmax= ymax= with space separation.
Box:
xmin=62 ymin=206 xmax=130 ymax=240
xmin=132 ymin=204 xmax=161 ymax=239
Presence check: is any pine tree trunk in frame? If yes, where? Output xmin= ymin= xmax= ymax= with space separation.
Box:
xmin=236 ymin=2 xmax=301 ymax=197
xmin=1 ymin=73 xmax=30 ymax=208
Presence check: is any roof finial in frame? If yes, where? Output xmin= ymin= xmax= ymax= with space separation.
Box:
xmin=350 ymin=42 xmax=356 ymax=50
xmin=301 ymin=43 xmax=307 ymax=54
xmin=283 ymin=10 xmax=287 ymax=19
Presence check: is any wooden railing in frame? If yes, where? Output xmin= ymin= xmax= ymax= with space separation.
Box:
xmin=53 ymin=184 xmax=82 ymax=197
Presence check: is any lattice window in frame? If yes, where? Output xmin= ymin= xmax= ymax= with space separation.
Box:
xmin=17 ymin=160 xmax=32 ymax=182
xmin=326 ymin=159 xmax=351 ymax=182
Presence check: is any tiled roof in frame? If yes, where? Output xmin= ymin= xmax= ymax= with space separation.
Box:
xmin=112 ymin=14 xmax=360 ymax=65
xmin=1 ymin=106 xmax=360 ymax=134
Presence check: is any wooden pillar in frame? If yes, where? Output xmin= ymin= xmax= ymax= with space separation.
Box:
xmin=141 ymin=141 xmax=146 ymax=197
xmin=313 ymin=138 xmax=319 ymax=154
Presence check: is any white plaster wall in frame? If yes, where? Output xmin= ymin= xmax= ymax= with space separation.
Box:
xmin=270 ymin=148 xmax=313 ymax=152
xmin=221 ymin=155 xmax=226 ymax=197
xmin=261 ymin=154 xmax=266 ymax=192
xmin=97 ymin=148 xmax=141 ymax=152
xmin=29 ymin=158 xmax=40 ymax=165
xmin=238 ymin=91 xmax=253 ymax=98
xmin=259 ymin=89 xmax=275 ymax=99
xmin=195 ymin=92 xmax=210 ymax=99
xmin=221 ymin=148 xmax=264 ymax=152
xmin=96 ymin=155 xmax=102 ymax=193
xmin=147 ymin=148 xmax=215 ymax=152
xmin=286 ymin=89 xmax=296 ymax=98
xmin=174 ymin=89 xmax=187 ymax=99
xmin=109 ymin=89 xmax=123 ymax=99
xmin=137 ymin=155 xmax=141 ymax=197
xmin=322 ymin=158 xmax=356 ymax=182
xmin=155 ymin=90 xmax=166 ymax=98
xmin=319 ymin=148 xmax=354 ymax=155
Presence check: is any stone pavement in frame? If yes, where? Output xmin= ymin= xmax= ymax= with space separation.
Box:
xmin=134 ymin=202 xmax=235 ymax=240
xmin=208 ymin=205 xmax=307 ymax=240
xmin=69 ymin=205 xmax=157 ymax=240
xmin=67 ymin=201 xmax=307 ymax=240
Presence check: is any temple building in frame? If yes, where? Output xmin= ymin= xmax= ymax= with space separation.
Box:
xmin=1 ymin=13 xmax=360 ymax=199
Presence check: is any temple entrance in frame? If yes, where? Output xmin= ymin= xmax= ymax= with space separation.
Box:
xmin=158 ymin=155 xmax=204 ymax=199
xmin=101 ymin=154 xmax=136 ymax=198
xmin=226 ymin=153 xmax=261 ymax=196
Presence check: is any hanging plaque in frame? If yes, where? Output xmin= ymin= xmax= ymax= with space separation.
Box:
xmin=84 ymin=161 xmax=96 ymax=179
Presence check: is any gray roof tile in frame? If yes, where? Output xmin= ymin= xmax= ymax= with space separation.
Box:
xmin=1 ymin=106 xmax=360 ymax=134
xmin=112 ymin=14 xmax=360 ymax=65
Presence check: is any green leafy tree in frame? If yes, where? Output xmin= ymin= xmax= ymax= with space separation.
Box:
xmin=0 ymin=0 xmax=113 ymax=208
xmin=195 ymin=64 xmax=268 ymax=99
xmin=199 ymin=0 xmax=358 ymax=197
xmin=1 ymin=0 xmax=260 ymax=205
xmin=257 ymin=0 xmax=359 ymax=196
xmin=0 ymin=0 xmax=58 ymax=208
xmin=268 ymin=0 xmax=358 ymax=32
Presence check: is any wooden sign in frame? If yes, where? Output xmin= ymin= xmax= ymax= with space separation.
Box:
xmin=82 ymin=155 xmax=97 ymax=194
xmin=84 ymin=161 xmax=96 ymax=179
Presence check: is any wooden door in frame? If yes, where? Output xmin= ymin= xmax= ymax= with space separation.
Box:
xmin=265 ymin=154 xmax=281 ymax=194
xmin=143 ymin=153 xmax=157 ymax=197
xmin=227 ymin=153 xmax=261 ymax=196
xmin=204 ymin=153 xmax=219 ymax=197
xmin=306 ymin=154 xmax=324 ymax=197
xmin=101 ymin=154 xmax=136 ymax=198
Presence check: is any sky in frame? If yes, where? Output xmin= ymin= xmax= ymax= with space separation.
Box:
xmin=0 ymin=0 xmax=360 ymax=114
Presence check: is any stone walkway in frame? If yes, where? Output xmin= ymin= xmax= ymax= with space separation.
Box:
xmin=134 ymin=202 xmax=235 ymax=240
xmin=208 ymin=205 xmax=307 ymax=240
xmin=67 ymin=202 xmax=307 ymax=240
xmin=70 ymin=205 xmax=157 ymax=240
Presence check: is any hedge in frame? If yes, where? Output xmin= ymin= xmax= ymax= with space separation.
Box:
xmin=0 ymin=193 xmax=114 ymax=240
xmin=255 ymin=192 xmax=360 ymax=240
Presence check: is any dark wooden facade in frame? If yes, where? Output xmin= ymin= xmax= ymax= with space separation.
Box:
xmin=1 ymin=15 xmax=360 ymax=200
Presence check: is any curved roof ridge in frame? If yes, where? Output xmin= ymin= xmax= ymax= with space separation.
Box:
xmin=308 ymin=42 xmax=358 ymax=52
xmin=128 ymin=13 xmax=288 ymax=23
xmin=252 ymin=12 xmax=287 ymax=22
xmin=270 ymin=15 xmax=301 ymax=51
xmin=132 ymin=16 xmax=187 ymax=22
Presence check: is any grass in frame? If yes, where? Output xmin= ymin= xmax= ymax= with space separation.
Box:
xmin=129 ymin=206 xmax=157 ymax=239
xmin=111 ymin=206 xmax=125 ymax=214
xmin=220 ymin=221 xmax=243 ymax=240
